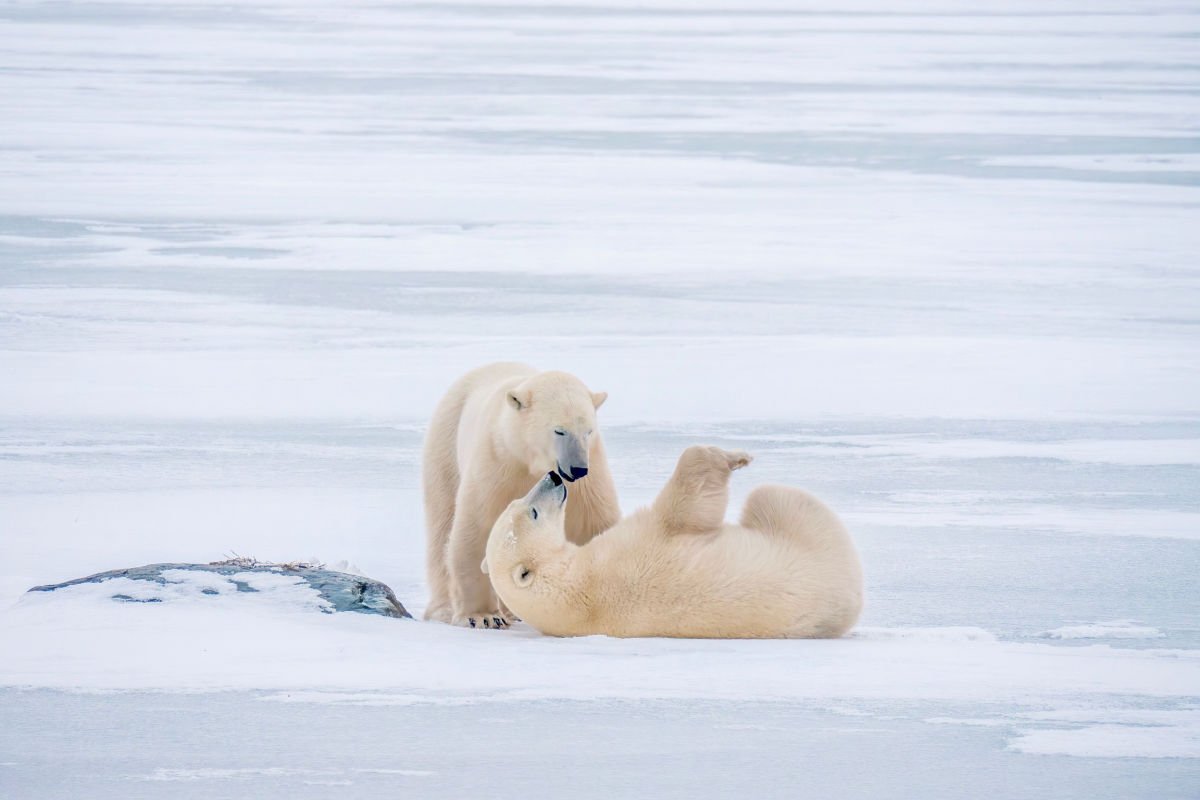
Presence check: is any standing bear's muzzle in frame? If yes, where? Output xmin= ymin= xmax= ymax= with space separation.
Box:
xmin=554 ymin=431 xmax=589 ymax=482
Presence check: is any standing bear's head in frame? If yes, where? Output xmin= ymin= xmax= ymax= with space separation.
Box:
xmin=502 ymin=371 xmax=606 ymax=483
xmin=483 ymin=471 xmax=582 ymax=632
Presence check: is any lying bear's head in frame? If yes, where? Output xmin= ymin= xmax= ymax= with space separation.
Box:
xmin=482 ymin=471 xmax=577 ymax=623
xmin=503 ymin=370 xmax=606 ymax=483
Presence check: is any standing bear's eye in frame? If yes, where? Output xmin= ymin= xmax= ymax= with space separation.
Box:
xmin=554 ymin=429 xmax=566 ymax=436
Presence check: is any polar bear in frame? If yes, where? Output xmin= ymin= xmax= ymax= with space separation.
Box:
xmin=482 ymin=445 xmax=863 ymax=638
xmin=422 ymin=362 xmax=620 ymax=628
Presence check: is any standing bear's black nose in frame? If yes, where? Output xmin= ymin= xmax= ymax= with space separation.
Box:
xmin=568 ymin=465 xmax=588 ymax=481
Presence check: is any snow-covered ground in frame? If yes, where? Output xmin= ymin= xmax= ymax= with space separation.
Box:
xmin=1 ymin=0 xmax=1198 ymax=796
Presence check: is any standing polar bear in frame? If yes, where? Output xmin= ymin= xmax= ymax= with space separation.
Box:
xmin=483 ymin=445 xmax=863 ymax=639
xmin=423 ymin=362 xmax=620 ymax=628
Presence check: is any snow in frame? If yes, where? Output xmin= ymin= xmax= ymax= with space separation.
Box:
xmin=6 ymin=582 xmax=1198 ymax=701
xmin=22 ymin=567 xmax=340 ymax=612
xmin=1 ymin=0 xmax=1199 ymax=796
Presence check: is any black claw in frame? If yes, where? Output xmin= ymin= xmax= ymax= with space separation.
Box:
xmin=469 ymin=618 xmax=476 ymax=628
xmin=484 ymin=618 xmax=492 ymax=628
xmin=493 ymin=617 xmax=503 ymax=627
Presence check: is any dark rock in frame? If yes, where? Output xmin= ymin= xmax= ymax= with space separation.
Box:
xmin=29 ymin=561 xmax=412 ymax=619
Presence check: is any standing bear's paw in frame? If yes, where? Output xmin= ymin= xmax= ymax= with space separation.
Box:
xmin=451 ymin=611 xmax=512 ymax=629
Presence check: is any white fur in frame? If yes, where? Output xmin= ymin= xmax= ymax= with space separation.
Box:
xmin=422 ymin=362 xmax=620 ymax=628
xmin=484 ymin=445 xmax=863 ymax=639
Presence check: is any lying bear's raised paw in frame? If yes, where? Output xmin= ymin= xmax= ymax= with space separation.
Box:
xmin=702 ymin=446 xmax=753 ymax=471
xmin=724 ymin=449 xmax=753 ymax=471
xmin=677 ymin=445 xmax=754 ymax=477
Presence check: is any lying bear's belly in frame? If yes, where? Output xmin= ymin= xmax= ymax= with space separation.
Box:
xmin=586 ymin=531 xmax=814 ymax=639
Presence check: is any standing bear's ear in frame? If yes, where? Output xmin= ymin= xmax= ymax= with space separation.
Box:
xmin=591 ymin=391 xmax=608 ymax=409
xmin=507 ymin=389 xmax=531 ymax=410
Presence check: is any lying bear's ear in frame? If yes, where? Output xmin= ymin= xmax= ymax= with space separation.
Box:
xmin=591 ymin=391 xmax=608 ymax=409
xmin=507 ymin=389 xmax=531 ymax=410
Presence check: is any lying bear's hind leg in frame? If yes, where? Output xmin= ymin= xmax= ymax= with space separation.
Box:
xmin=653 ymin=445 xmax=753 ymax=535
xmin=740 ymin=485 xmax=842 ymax=549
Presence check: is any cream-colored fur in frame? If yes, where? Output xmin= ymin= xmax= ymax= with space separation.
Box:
xmin=483 ymin=445 xmax=863 ymax=639
xmin=423 ymin=362 xmax=620 ymax=628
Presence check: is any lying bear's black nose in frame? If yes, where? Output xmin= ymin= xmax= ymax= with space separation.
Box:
xmin=547 ymin=471 xmax=563 ymax=487
xmin=569 ymin=465 xmax=588 ymax=480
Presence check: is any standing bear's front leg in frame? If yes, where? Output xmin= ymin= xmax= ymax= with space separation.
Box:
xmin=652 ymin=445 xmax=753 ymax=536
xmin=445 ymin=506 xmax=512 ymax=629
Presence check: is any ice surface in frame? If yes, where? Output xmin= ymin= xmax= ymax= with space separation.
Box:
xmin=1039 ymin=621 xmax=1167 ymax=641
xmin=1 ymin=0 xmax=1198 ymax=797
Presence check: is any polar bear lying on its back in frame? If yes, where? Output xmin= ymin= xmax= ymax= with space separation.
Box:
xmin=483 ymin=445 xmax=863 ymax=639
